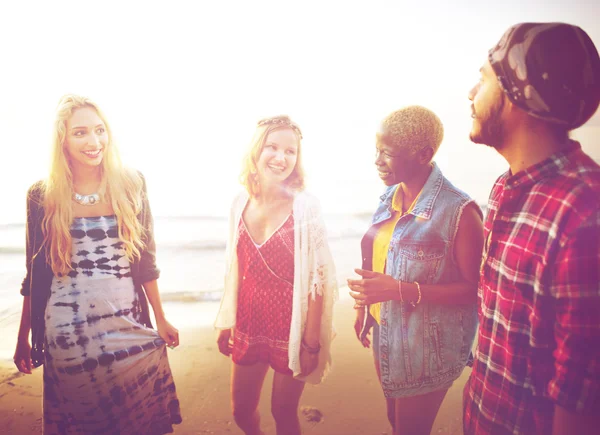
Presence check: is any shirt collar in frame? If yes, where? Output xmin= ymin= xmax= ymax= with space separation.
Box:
xmin=378 ymin=162 xmax=443 ymax=220
xmin=505 ymin=140 xmax=582 ymax=189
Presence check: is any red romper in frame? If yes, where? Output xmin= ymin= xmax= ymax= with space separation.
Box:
xmin=232 ymin=214 xmax=295 ymax=374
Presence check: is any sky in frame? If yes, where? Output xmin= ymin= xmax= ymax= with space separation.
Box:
xmin=0 ymin=0 xmax=599 ymax=224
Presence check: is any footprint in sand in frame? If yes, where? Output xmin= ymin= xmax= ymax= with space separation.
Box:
xmin=301 ymin=406 xmax=323 ymax=423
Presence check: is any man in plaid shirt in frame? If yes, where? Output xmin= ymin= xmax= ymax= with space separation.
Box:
xmin=463 ymin=23 xmax=600 ymax=434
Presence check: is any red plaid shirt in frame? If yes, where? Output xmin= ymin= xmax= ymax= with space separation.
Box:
xmin=464 ymin=141 xmax=600 ymax=435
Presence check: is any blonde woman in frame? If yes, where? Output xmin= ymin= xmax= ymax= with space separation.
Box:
xmin=13 ymin=95 xmax=182 ymax=434
xmin=215 ymin=116 xmax=337 ymax=435
xmin=349 ymin=106 xmax=484 ymax=435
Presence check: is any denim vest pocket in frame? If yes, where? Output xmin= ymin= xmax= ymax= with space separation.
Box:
xmin=429 ymin=321 xmax=445 ymax=373
xmin=382 ymin=302 xmax=456 ymax=388
xmin=429 ymin=305 xmax=476 ymax=378
xmin=397 ymin=241 xmax=446 ymax=284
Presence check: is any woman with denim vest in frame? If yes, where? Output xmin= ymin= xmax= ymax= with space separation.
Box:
xmin=349 ymin=106 xmax=484 ymax=435
xmin=13 ymin=95 xmax=182 ymax=434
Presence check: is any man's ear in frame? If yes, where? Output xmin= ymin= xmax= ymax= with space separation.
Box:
xmin=503 ymin=93 xmax=517 ymax=116
xmin=505 ymin=94 xmax=532 ymax=128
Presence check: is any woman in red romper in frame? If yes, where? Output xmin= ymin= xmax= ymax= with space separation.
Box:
xmin=216 ymin=115 xmax=328 ymax=435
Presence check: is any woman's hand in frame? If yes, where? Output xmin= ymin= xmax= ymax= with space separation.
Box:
xmin=157 ymin=318 xmax=180 ymax=349
xmin=354 ymin=306 xmax=375 ymax=348
xmin=217 ymin=329 xmax=233 ymax=357
xmin=14 ymin=339 xmax=33 ymax=374
xmin=348 ymin=268 xmax=399 ymax=306
xmin=354 ymin=306 xmax=366 ymax=343
xmin=354 ymin=308 xmax=376 ymax=348
xmin=300 ymin=346 xmax=319 ymax=376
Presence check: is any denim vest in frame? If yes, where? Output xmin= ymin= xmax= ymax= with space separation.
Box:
xmin=362 ymin=163 xmax=479 ymax=398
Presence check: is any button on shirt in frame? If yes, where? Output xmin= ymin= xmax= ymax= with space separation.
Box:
xmin=463 ymin=142 xmax=600 ymax=434
xmin=369 ymin=186 xmax=420 ymax=324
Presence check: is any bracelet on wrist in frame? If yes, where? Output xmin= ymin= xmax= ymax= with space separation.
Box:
xmin=301 ymin=339 xmax=321 ymax=354
xmin=410 ymin=281 xmax=422 ymax=308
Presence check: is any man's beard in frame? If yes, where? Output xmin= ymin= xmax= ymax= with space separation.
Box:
xmin=470 ymin=97 xmax=505 ymax=149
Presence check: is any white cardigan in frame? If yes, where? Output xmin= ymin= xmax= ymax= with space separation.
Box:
xmin=214 ymin=190 xmax=338 ymax=384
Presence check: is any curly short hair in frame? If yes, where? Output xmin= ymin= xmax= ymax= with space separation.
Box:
xmin=380 ymin=105 xmax=444 ymax=155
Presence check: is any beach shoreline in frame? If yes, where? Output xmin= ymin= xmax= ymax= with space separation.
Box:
xmin=0 ymin=292 xmax=468 ymax=435
xmin=0 ymin=229 xmax=471 ymax=434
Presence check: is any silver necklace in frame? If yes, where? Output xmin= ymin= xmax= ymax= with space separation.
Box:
xmin=73 ymin=192 xmax=100 ymax=206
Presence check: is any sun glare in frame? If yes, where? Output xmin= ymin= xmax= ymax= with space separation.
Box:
xmin=0 ymin=1 xmax=598 ymax=221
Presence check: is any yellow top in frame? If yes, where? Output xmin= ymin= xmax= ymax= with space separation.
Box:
xmin=369 ymin=186 xmax=419 ymax=324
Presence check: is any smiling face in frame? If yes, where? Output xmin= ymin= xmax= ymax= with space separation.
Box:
xmin=468 ymin=59 xmax=507 ymax=148
xmin=375 ymin=132 xmax=424 ymax=186
xmin=256 ymin=127 xmax=299 ymax=186
xmin=64 ymin=106 xmax=108 ymax=171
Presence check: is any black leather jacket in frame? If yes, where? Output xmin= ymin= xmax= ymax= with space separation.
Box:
xmin=20 ymin=175 xmax=159 ymax=367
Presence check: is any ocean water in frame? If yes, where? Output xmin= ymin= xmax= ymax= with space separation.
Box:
xmin=1 ymin=124 xmax=597 ymax=354
xmin=0 ymin=213 xmax=371 ymax=326
xmin=0 ymin=213 xmax=370 ymax=359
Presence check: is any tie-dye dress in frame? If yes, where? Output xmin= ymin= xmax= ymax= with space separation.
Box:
xmin=43 ymin=215 xmax=181 ymax=435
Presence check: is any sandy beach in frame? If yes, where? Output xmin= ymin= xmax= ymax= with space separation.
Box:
xmin=0 ymin=225 xmax=467 ymax=435
xmin=0 ymin=291 xmax=468 ymax=435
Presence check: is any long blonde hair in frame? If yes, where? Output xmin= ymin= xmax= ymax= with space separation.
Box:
xmin=42 ymin=94 xmax=145 ymax=276
xmin=240 ymin=115 xmax=305 ymax=197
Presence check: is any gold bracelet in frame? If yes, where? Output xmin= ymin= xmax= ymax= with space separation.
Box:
xmin=410 ymin=281 xmax=422 ymax=308
xmin=302 ymin=340 xmax=321 ymax=354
